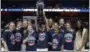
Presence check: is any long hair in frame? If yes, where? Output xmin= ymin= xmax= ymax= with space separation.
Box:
xmin=48 ymin=18 xmax=53 ymax=28
xmin=65 ymin=20 xmax=72 ymax=29
xmin=53 ymin=22 xmax=60 ymax=35
xmin=75 ymin=20 xmax=83 ymax=31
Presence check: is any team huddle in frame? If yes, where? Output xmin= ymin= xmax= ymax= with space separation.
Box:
xmin=1 ymin=16 xmax=88 ymax=51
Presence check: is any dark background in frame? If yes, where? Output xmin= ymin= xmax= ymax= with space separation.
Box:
xmin=1 ymin=0 xmax=89 ymax=28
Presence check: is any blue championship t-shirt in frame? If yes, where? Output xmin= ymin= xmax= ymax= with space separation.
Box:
xmin=51 ymin=32 xmax=64 ymax=51
xmin=63 ymin=29 xmax=75 ymax=50
xmin=14 ymin=30 xmax=23 ymax=51
xmin=48 ymin=29 xmax=55 ymax=51
xmin=37 ymin=31 xmax=48 ymax=48
xmin=26 ymin=35 xmax=37 ymax=51
xmin=2 ymin=30 xmax=16 ymax=51
xmin=48 ymin=29 xmax=55 ymax=43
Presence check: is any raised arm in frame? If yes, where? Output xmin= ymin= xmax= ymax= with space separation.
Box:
xmin=44 ymin=14 xmax=49 ymax=31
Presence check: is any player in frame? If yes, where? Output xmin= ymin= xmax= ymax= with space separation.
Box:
xmin=22 ymin=19 xmax=28 ymax=39
xmin=14 ymin=21 xmax=23 ymax=51
xmin=22 ymin=25 xmax=37 ymax=51
xmin=48 ymin=18 xmax=53 ymax=30
xmin=63 ymin=21 xmax=75 ymax=51
xmin=2 ymin=22 xmax=16 ymax=51
xmin=46 ymin=18 xmax=54 ymax=51
xmin=50 ymin=22 xmax=64 ymax=51
xmin=59 ymin=18 xmax=65 ymax=28
xmin=16 ymin=20 xmax=24 ymax=36
xmin=59 ymin=18 xmax=65 ymax=31
xmin=36 ymin=24 xmax=49 ymax=51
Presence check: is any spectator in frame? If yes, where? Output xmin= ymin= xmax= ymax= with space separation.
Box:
xmin=74 ymin=20 xmax=88 ymax=51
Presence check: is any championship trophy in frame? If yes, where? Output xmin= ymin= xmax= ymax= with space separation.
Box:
xmin=36 ymin=0 xmax=45 ymax=25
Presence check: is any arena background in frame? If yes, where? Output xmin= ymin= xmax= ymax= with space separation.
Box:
xmin=1 ymin=0 xmax=89 ymax=28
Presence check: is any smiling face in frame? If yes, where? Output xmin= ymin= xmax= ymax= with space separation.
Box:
xmin=77 ymin=21 xmax=82 ymax=28
xmin=53 ymin=23 xmax=59 ymax=34
xmin=65 ymin=22 xmax=71 ymax=30
xmin=59 ymin=18 xmax=65 ymax=26
xmin=48 ymin=19 xmax=53 ymax=25
xmin=9 ymin=22 xmax=15 ymax=31
xmin=39 ymin=24 xmax=46 ymax=32
xmin=53 ymin=23 xmax=59 ymax=29
xmin=17 ymin=21 xmax=22 ymax=28
xmin=23 ymin=20 xmax=28 ymax=28
xmin=27 ymin=25 xmax=34 ymax=33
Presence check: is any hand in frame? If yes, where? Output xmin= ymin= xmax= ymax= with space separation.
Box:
xmin=43 ymin=12 xmax=46 ymax=17
xmin=77 ymin=48 xmax=81 ymax=51
xmin=61 ymin=49 xmax=63 ymax=51
xmin=5 ymin=48 xmax=8 ymax=51
xmin=48 ymin=42 xmax=52 ymax=45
